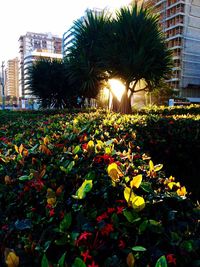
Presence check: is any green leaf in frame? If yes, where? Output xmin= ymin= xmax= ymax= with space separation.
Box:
xmin=41 ymin=254 xmax=49 ymax=267
xmin=123 ymin=210 xmax=139 ymax=223
xmin=180 ymin=240 xmax=195 ymax=252
xmin=85 ymin=170 xmax=96 ymax=180
xmin=72 ymin=257 xmax=86 ymax=267
xmin=139 ymin=220 xmax=148 ymax=234
xmin=132 ymin=246 xmax=146 ymax=252
xmin=60 ymin=166 xmax=68 ymax=173
xmin=58 ymin=252 xmax=67 ymax=267
xmin=149 ymin=220 xmax=163 ymax=234
xmin=44 ymin=240 xmax=51 ymax=252
xmin=66 ymin=161 xmax=75 ymax=173
xmin=73 ymin=145 xmax=82 ymax=154
xmin=140 ymin=182 xmax=153 ymax=193
xmin=105 ymin=139 xmax=113 ymax=146
xmin=18 ymin=175 xmax=31 ymax=181
xmin=75 ymin=180 xmax=93 ymax=199
xmin=55 ymin=236 xmax=68 ymax=246
xmin=29 ymin=144 xmax=39 ymax=153
xmin=155 ymin=255 xmax=167 ymax=267
xmin=60 ymin=212 xmax=72 ymax=232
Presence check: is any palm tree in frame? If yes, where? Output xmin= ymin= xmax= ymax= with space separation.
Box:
xmin=104 ymin=5 xmax=172 ymax=113
xmin=65 ymin=9 xmax=111 ymax=103
xmin=28 ymin=58 xmax=73 ymax=109
xmin=65 ymin=5 xmax=172 ymax=113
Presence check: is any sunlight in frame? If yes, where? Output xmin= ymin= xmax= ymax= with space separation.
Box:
xmin=108 ymin=79 xmax=125 ymax=102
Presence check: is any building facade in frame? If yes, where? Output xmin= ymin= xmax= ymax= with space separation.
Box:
xmin=137 ymin=0 xmax=200 ymax=102
xmin=19 ymin=32 xmax=62 ymax=98
xmin=5 ymin=57 xmax=19 ymax=98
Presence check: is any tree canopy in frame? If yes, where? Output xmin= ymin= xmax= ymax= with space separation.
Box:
xmin=28 ymin=4 xmax=172 ymax=113
xmin=65 ymin=4 xmax=172 ymax=113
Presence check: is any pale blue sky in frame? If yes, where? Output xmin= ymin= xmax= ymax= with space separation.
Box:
xmin=0 ymin=0 xmax=131 ymax=64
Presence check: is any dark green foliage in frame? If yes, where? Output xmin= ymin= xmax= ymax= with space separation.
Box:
xmin=0 ymin=108 xmax=199 ymax=266
xmin=28 ymin=58 xmax=80 ymax=109
xmin=65 ymin=5 xmax=172 ymax=113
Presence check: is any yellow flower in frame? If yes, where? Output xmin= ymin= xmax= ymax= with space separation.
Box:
xmin=132 ymin=196 xmax=145 ymax=211
xmin=5 ymin=175 xmax=11 ymax=185
xmin=124 ymin=186 xmax=136 ymax=204
xmin=43 ymin=136 xmax=49 ymax=145
xmin=108 ymin=163 xmax=123 ymax=183
xmin=6 ymin=251 xmax=19 ymax=267
xmin=130 ymin=174 xmax=142 ymax=189
xmin=87 ymin=140 xmax=94 ymax=151
xmin=47 ymin=197 xmax=56 ymax=206
xmin=177 ymin=186 xmax=187 ymax=197
xmin=74 ymin=154 xmax=79 ymax=161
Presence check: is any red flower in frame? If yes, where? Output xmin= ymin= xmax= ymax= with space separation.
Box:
xmin=118 ymin=239 xmax=126 ymax=249
xmin=79 ymin=133 xmax=87 ymax=142
xmin=102 ymin=154 xmax=114 ymax=164
xmin=93 ymin=154 xmax=114 ymax=165
xmin=1 ymin=224 xmax=9 ymax=231
xmin=96 ymin=212 xmax=108 ymax=222
xmin=116 ymin=199 xmax=126 ymax=203
xmin=166 ymin=254 xmax=176 ymax=265
xmin=31 ymin=207 xmax=36 ymax=212
xmin=49 ymin=208 xmax=55 ymax=217
xmin=82 ymin=143 xmax=88 ymax=151
xmin=116 ymin=206 xmax=125 ymax=214
xmin=59 ymin=211 xmax=65 ymax=219
xmin=100 ymin=223 xmax=114 ymax=236
xmin=28 ymin=179 xmax=44 ymax=191
xmin=54 ymin=143 xmax=65 ymax=148
xmin=81 ymin=250 xmax=92 ymax=262
xmin=107 ymin=207 xmax=115 ymax=214
xmin=133 ymin=154 xmax=141 ymax=160
xmin=88 ymin=261 xmax=99 ymax=267
xmin=46 ymin=204 xmax=52 ymax=209
xmin=76 ymin=231 xmax=92 ymax=245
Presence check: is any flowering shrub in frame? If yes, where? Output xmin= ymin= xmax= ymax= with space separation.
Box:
xmin=0 ymin=110 xmax=199 ymax=267
xmin=134 ymin=112 xmax=200 ymax=199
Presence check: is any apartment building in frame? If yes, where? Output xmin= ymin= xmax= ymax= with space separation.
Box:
xmin=5 ymin=58 xmax=19 ymax=98
xmin=137 ymin=0 xmax=200 ymax=102
xmin=19 ymin=32 xmax=62 ymax=98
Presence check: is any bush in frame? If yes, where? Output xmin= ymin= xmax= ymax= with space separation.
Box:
xmin=0 ymin=110 xmax=199 ymax=266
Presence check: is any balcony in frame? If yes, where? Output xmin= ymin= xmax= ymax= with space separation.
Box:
xmin=154 ymin=0 xmax=165 ymax=7
xmin=164 ymin=12 xmax=185 ymax=21
xmin=166 ymin=0 xmax=185 ymax=10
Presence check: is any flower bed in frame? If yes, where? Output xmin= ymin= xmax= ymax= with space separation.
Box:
xmin=134 ymin=113 xmax=200 ymax=199
xmin=0 ymin=110 xmax=199 ymax=267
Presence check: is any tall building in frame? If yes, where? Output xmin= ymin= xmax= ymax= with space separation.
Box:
xmin=5 ymin=58 xmax=19 ymax=98
xmin=19 ymin=32 xmax=62 ymax=98
xmin=137 ymin=0 xmax=200 ymax=103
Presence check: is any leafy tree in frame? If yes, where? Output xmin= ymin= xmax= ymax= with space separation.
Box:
xmin=104 ymin=5 xmax=172 ymax=113
xmin=65 ymin=5 xmax=172 ymax=113
xmin=28 ymin=58 xmax=76 ymax=109
xmin=65 ymin=9 xmax=111 ymax=103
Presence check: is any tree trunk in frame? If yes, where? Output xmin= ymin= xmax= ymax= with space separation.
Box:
xmin=112 ymin=94 xmax=120 ymax=112
xmin=119 ymin=87 xmax=132 ymax=114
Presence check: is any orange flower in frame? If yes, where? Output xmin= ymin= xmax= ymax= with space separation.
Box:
xmin=177 ymin=186 xmax=187 ymax=197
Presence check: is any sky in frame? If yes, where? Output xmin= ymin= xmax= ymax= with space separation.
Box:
xmin=0 ymin=0 xmax=131 ymax=65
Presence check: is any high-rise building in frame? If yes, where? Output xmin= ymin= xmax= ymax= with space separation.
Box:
xmin=19 ymin=32 xmax=62 ymax=98
xmin=136 ymin=0 xmax=200 ymax=103
xmin=5 ymin=58 xmax=19 ymax=98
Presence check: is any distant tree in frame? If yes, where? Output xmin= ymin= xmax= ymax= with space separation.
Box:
xmin=28 ymin=58 xmax=76 ymax=109
xmin=149 ymin=79 xmax=177 ymax=105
